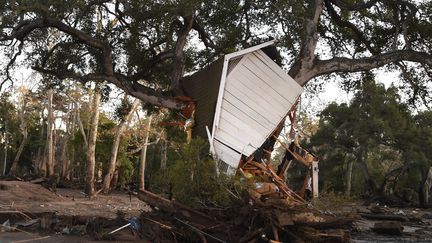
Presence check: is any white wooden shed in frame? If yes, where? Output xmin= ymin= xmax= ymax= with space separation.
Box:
xmin=181 ymin=40 xmax=302 ymax=173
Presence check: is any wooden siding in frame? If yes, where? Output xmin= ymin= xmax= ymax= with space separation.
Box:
xmin=180 ymin=59 xmax=224 ymax=138
xmin=212 ymin=50 xmax=302 ymax=168
xmin=213 ymin=140 xmax=242 ymax=168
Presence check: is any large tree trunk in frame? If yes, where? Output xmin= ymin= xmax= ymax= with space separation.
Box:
xmin=101 ymin=99 xmax=140 ymax=193
xmin=357 ymin=150 xmax=377 ymax=194
xmin=160 ymin=139 xmax=168 ymax=172
xmin=46 ymin=89 xmax=55 ymax=176
xmin=139 ymin=115 xmax=152 ymax=191
xmin=76 ymin=108 xmax=88 ymax=146
xmin=35 ymin=111 xmax=45 ymax=175
xmin=60 ymin=137 xmax=70 ymax=180
xmin=346 ymin=159 xmax=353 ymax=197
xmin=419 ymin=167 xmax=432 ymax=206
xmin=2 ymin=129 xmax=8 ymax=176
xmin=86 ymin=86 xmax=101 ymax=199
xmin=9 ymin=89 xmax=28 ymax=175
xmin=61 ymin=103 xmax=75 ymax=180
xmin=8 ymin=129 xmax=27 ymax=175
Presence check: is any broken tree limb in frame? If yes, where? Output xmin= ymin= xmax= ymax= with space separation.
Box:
xmin=137 ymin=190 xmax=222 ymax=228
xmin=175 ymin=217 xmax=225 ymax=243
xmin=360 ymin=213 xmax=409 ymax=221
xmin=238 ymin=228 xmax=264 ymax=243
xmin=372 ymin=221 xmax=404 ymax=235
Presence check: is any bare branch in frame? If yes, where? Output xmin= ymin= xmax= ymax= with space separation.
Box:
xmin=1 ymin=41 xmax=24 ymax=91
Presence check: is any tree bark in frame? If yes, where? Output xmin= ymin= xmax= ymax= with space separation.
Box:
xmin=346 ymin=158 xmax=353 ymax=196
xmin=2 ymin=129 xmax=7 ymax=176
xmin=160 ymin=139 xmax=168 ymax=172
xmin=171 ymin=15 xmax=193 ymax=94
xmin=139 ymin=115 xmax=152 ymax=191
xmin=61 ymin=103 xmax=75 ymax=180
xmin=8 ymin=129 xmax=27 ymax=175
xmin=86 ymin=85 xmax=101 ymax=198
xmin=9 ymin=92 xmax=28 ymax=175
xmin=419 ymin=166 xmax=432 ymax=206
xmin=46 ymin=89 xmax=55 ymax=176
xmin=76 ymin=108 xmax=88 ymax=146
xmin=101 ymin=98 xmax=140 ymax=193
xmin=357 ymin=150 xmax=377 ymax=194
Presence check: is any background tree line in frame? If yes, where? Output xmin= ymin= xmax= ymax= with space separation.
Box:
xmin=1 ymin=73 xmax=431 ymax=207
xmin=278 ymin=73 xmax=432 ymax=206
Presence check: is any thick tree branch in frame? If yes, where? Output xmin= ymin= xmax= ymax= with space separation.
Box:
xmin=3 ymin=15 xmax=184 ymax=109
xmin=192 ymin=19 xmax=216 ymax=49
xmin=301 ymin=50 xmax=432 ymax=85
xmin=1 ymin=41 xmax=24 ymax=90
xmin=42 ymin=17 xmax=114 ymax=76
xmin=31 ymin=67 xmax=183 ymax=110
xmin=171 ymin=14 xmax=193 ymax=94
xmin=289 ymin=0 xmax=324 ymax=81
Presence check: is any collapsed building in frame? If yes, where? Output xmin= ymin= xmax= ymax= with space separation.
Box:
xmin=137 ymin=41 xmax=350 ymax=242
xmin=179 ymin=40 xmax=319 ymax=206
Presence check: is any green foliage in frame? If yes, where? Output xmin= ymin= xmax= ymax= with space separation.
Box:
xmin=313 ymin=191 xmax=354 ymax=211
xmin=152 ymin=138 xmax=232 ymax=208
xmin=309 ymin=74 xmax=432 ymax=199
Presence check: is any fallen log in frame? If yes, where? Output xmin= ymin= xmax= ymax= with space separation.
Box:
xmin=137 ymin=190 xmax=352 ymax=242
xmin=360 ymin=213 xmax=409 ymax=222
xmin=372 ymin=221 xmax=404 ymax=235
xmin=137 ymin=190 xmax=222 ymax=229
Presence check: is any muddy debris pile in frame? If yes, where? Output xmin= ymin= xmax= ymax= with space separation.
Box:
xmin=1 ymin=184 xmax=354 ymax=242
xmin=133 ymin=190 xmax=354 ymax=243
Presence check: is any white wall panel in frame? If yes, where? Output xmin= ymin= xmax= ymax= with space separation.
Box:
xmin=213 ymin=140 xmax=242 ymax=168
xmin=212 ymin=49 xmax=303 ymax=169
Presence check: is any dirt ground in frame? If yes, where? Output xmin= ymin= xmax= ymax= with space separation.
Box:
xmin=0 ymin=180 xmax=150 ymax=218
xmin=0 ymin=180 xmax=151 ymax=243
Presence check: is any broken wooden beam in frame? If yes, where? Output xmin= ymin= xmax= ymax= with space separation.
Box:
xmin=372 ymin=221 xmax=404 ymax=235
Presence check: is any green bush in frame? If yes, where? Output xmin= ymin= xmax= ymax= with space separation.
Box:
xmin=152 ymin=138 xmax=234 ymax=208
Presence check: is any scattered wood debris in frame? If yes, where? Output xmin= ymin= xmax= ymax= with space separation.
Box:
xmin=372 ymin=221 xmax=404 ymax=235
xmin=137 ymin=190 xmax=353 ymax=242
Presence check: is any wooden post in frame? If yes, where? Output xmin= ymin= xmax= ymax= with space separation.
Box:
xmin=312 ymin=161 xmax=319 ymax=198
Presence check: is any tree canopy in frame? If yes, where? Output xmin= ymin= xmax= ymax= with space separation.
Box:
xmin=1 ymin=0 xmax=432 ymax=108
xmin=309 ymin=74 xmax=432 ymax=202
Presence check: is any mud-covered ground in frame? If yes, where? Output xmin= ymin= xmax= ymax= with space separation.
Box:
xmin=0 ymin=180 xmax=150 ymax=218
xmin=0 ymin=180 xmax=151 ymax=243
xmin=1 ymin=180 xmax=432 ymax=243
